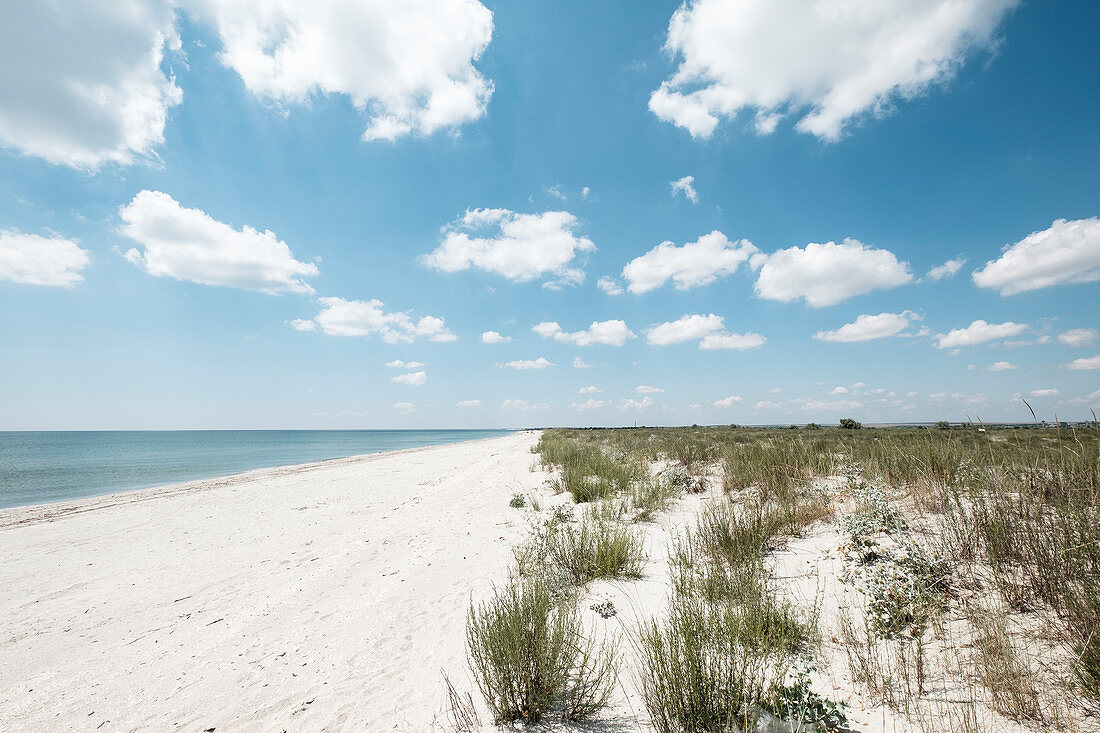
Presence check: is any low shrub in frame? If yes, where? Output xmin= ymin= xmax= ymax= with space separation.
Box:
xmin=466 ymin=579 xmax=617 ymax=724
xmin=638 ymin=591 xmax=798 ymax=733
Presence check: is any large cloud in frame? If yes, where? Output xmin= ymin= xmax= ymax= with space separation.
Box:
xmin=0 ymin=0 xmax=494 ymax=168
xmin=121 ymin=190 xmax=318 ymax=294
xmin=620 ymin=231 xmax=758 ymax=295
xmin=814 ymin=311 xmax=920 ymax=343
xmin=185 ymin=0 xmax=493 ymax=141
xmin=973 ymin=218 xmax=1100 ymax=295
xmin=532 ymin=320 xmax=635 ymax=347
xmin=754 ymin=239 xmax=912 ymax=307
xmin=0 ymin=230 xmax=92 ymax=287
xmin=423 ymin=208 xmax=595 ymax=288
xmin=299 ymin=296 xmax=456 ymax=343
xmin=650 ymin=0 xmax=1016 ymax=140
xmin=645 ymin=313 xmax=765 ymax=350
xmin=0 ymin=0 xmax=182 ymax=168
xmin=935 ymin=319 xmax=1027 ymax=349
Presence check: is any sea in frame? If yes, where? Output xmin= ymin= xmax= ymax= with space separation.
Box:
xmin=0 ymin=429 xmax=513 ymax=510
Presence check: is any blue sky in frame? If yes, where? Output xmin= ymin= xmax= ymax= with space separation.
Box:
xmin=1 ymin=0 xmax=1098 ymax=429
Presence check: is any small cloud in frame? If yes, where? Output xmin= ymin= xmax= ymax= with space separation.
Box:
xmin=391 ymin=370 xmax=427 ymax=386
xmin=578 ymin=386 xmax=601 ymax=394
xmin=1065 ymin=355 xmax=1100 ymax=371
xmin=636 ymin=385 xmax=664 ymax=394
xmin=502 ymin=398 xmax=549 ymax=410
xmin=501 ymin=357 xmax=554 ymax=370
xmin=646 ymin=313 xmax=765 ymax=351
xmin=714 ymin=395 xmax=742 ymax=407
xmin=1058 ymin=328 xmax=1099 ymax=347
xmin=289 ymin=318 xmax=317 ymax=332
xmin=935 ymin=320 xmax=1028 ymax=349
xmin=481 ymin=330 xmax=512 ymax=344
xmin=597 ymin=276 xmax=624 ymax=296
xmin=545 ymin=184 xmax=567 ymax=201
xmin=620 ymin=396 xmax=653 ymax=410
xmin=926 ymin=257 xmax=967 ymax=281
xmin=386 ymin=359 xmax=425 ymax=369
xmin=1029 ymin=388 xmax=1059 ymax=397
xmin=573 ymin=356 xmax=593 ymax=369
xmin=670 ymin=175 xmax=698 ymax=203
xmin=813 ymin=311 xmax=921 ymax=343
xmin=984 ymin=361 xmax=1018 ymax=372
xmin=581 ymin=187 xmax=592 ymax=200
xmin=456 ymin=399 xmax=482 ymax=408
xmin=533 ymin=319 xmax=635 ymax=347
xmin=572 ymin=398 xmax=606 ymax=410
xmin=393 ymin=402 xmax=415 ymax=413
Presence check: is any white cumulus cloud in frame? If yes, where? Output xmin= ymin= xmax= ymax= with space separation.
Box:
xmin=620 ymin=396 xmax=654 ymax=410
xmin=573 ymin=398 xmax=606 ymax=410
xmin=1065 ymin=355 xmax=1100 ymax=371
xmin=500 ymin=357 xmax=553 ymax=370
xmin=0 ymin=1 xmax=182 ymax=168
xmin=636 ymin=385 xmax=664 ymax=394
xmin=302 ymin=297 xmax=456 ymax=343
xmin=754 ymin=239 xmax=912 ymax=307
xmin=714 ymin=395 xmax=742 ymax=407
xmin=621 ymin=231 xmax=758 ymax=294
xmin=578 ymin=386 xmax=601 ymax=394
xmin=813 ymin=311 xmax=920 ymax=343
xmin=984 ymin=361 xmax=1018 ymax=372
xmin=1029 ymin=388 xmax=1059 ymax=397
xmin=646 ymin=313 xmax=765 ymax=351
xmin=0 ymin=230 xmax=91 ymax=287
xmin=1058 ymin=328 xmax=1099 ymax=347
xmin=573 ymin=357 xmax=593 ymax=369
xmin=457 ymin=399 xmax=483 ymax=408
xmin=532 ymin=319 xmax=635 ymax=347
xmin=120 ymin=190 xmax=318 ymax=294
xmin=423 ymin=208 xmax=594 ymax=287
xmin=935 ymin=320 xmax=1028 ymax=349
xmin=670 ymin=175 xmax=698 ymax=203
xmin=391 ymin=370 xmax=427 ymax=386
xmin=186 ymin=0 xmax=494 ymax=142
xmin=481 ymin=330 xmax=511 ymax=344
xmin=973 ymin=218 xmax=1100 ymax=296
xmin=649 ymin=0 xmax=1016 ymax=141
xmin=386 ymin=360 xmax=425 ymax=369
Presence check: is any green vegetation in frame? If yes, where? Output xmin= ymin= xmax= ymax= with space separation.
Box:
xmin=466 ymin=579 xmax=617 ymax=724
xmin=465 ymin=423 xmax=1098 ymax=727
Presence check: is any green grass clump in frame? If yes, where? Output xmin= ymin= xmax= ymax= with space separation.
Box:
xmin=630 ymin=477 xmax=683 ymax=522
xmin=547 ymin=516 xmax=646 ymax=585
xmin=466 ymin=579 xmax=617 ymax=724
xmin=638 ymin=591 xmax=799 ymax=733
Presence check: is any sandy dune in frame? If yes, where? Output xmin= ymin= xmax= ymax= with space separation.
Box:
xmin=0 ymin=431 xmax=542 ymax=732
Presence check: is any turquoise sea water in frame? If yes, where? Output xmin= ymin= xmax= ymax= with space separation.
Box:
xmin=0 ymin=430 xmax=512 ymax=510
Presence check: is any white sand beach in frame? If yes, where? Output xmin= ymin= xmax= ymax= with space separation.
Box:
xmin=0 ymin=431 xmax=543 ymax=731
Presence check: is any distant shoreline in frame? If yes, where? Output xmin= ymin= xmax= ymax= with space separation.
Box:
xmin=0 ymin=428 xmax=516 ymax=516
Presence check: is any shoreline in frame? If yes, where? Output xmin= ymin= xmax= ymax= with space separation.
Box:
xmin=0 ymin=431 xmax=520 ymax=528
xmin=0 ymin=430 xmax=544 ymax=730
